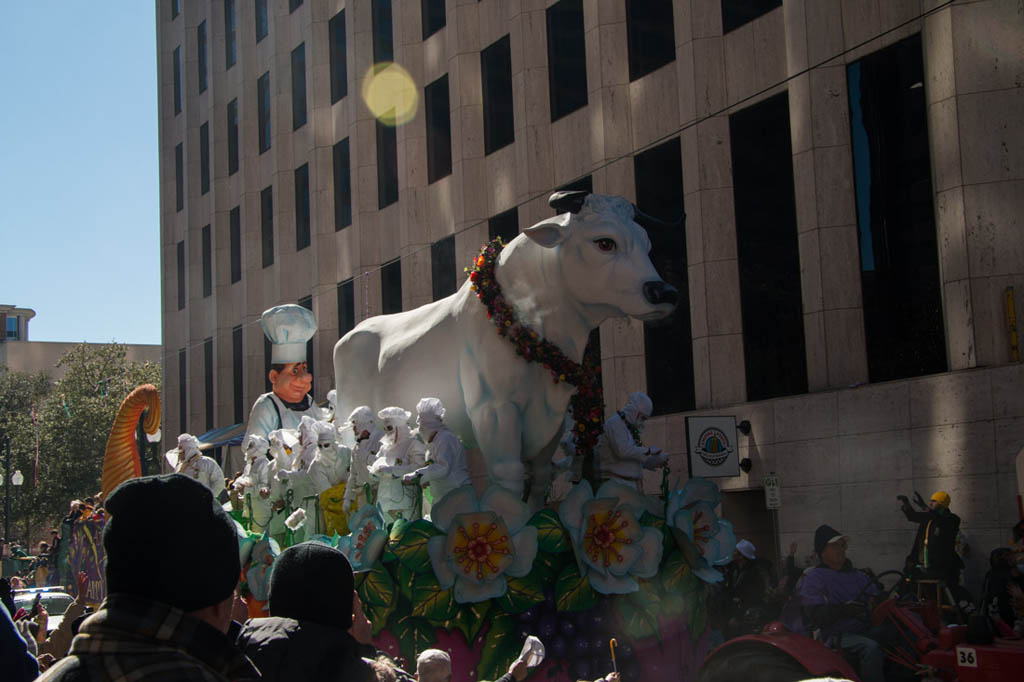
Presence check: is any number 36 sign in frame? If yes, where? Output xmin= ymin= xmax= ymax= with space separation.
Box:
xmin=956 ymin=647 xmax=977 ymax=668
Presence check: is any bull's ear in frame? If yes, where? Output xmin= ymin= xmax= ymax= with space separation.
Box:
xmin=523 ymin=214 xmax=571 ymax=248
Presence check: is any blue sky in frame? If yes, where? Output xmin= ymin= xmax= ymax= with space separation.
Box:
xmin=0 ymin=3 xmax=161 ymax=345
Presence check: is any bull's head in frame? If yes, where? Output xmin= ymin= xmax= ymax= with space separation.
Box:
xmin=523 ymin=191 xmax=679 ymax=322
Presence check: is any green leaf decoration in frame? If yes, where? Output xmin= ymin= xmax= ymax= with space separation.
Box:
xmin=662 ymin=549 xmax=700 ymax=596
xmin=639 ymin=511 xmax=664 ymax=529
xmin=448 ymin=599 xmax=491 ymax=644
xmin=614 ymin=584 xmax=661 ymax=641
xmin=392 ymin=519 xmax=442 ymax=573
xmin=382 ymin=517 xmax=409 ymax=563
xmin=689 ymin=590 xmax=708 ymax=643
xmin=392 ymin=610 xmax=436 ymax=669
xmin=527 ymin=550 xmax=566 ymax=585
xmin=497 ymin=572 xmax=545 ymax=614
xmin=476 ymin=611 xmax=520 ymax=682
xmin=357 ymin=564 xmax=396 ymax=608
xmin=363 ymin=598 xmax=395 ymax=637
xmin=555 ymin=563 xmax=598 ymax=612
xmin=411 ymin=571 xmax=457 ymax=623
xmin=528 ymin=508 xmax=570 ymax=553
xmin=397 ymin=561 xmax=416 ymax=604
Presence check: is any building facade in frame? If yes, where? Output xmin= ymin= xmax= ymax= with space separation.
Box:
xmin=157 ymin=0 xmax=1023 ymax=587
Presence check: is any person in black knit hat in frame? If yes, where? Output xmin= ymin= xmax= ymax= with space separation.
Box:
xmin=238 ymin=541 xmax=412 ymax=681
xmin=39 ymin=474 xmax=259 ymax=682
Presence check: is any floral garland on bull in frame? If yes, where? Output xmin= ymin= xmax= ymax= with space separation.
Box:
xmin=237 ymin=478 xmax=736 ymax=681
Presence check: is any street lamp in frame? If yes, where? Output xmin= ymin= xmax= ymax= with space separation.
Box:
xmin=11 ymin=470 xmax=23 ymax=548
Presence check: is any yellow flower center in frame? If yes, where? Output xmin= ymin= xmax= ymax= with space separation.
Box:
xmin=583 ymin=509 xmax=631 ymax=567
xmin=452 ymin=520 xmax=511 ymax=580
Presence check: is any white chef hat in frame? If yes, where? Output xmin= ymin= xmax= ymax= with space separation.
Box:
xmin=177 ymin=433 xmax=201 ymax=458
xmin=377 ymin=406 xmax=412 ymax=425
xmin=261 ymin=304 xmax=317 ymax=364
xmin=344 ymin=405 xmax=376 ymax=430
xmin=416 ymin=397 xmax=446 ymax=430
xmin=314 ymin=420 xmax=336 ymax=443
xmin=736 ymin=539 xmax=756 ymax=560
xmin=242 ymin=434 xmax=269 ymax=457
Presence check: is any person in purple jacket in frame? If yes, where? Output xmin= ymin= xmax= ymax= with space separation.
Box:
xmin=798 ymin=525 xmax=883 ymax=682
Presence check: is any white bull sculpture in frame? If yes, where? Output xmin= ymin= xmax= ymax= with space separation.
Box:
xmin=333 ymin=192 xmax=678 ymax=507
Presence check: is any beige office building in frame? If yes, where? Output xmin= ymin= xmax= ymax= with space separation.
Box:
xmin=157 ymin=0 xmax=1023 ymax=586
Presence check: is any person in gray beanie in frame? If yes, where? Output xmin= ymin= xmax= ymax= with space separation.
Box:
xmin=39 ymin=474 xmax=258 ymax=682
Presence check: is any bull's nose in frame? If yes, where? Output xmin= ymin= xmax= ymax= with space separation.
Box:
xmin=643 ymin=280 xmax=678 ymax=306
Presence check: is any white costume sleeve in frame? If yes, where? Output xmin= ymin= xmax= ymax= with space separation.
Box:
xmin=199 ymin=456 xmax=226 ymax=500
xmin=605 ymin=414 xmax=649 ymax=463
xmin=415 ymin=430 xmax=468 ymax=485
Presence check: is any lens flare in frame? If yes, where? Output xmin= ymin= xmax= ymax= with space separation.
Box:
xmin=362 ymin=62 xmax=418 ymax=126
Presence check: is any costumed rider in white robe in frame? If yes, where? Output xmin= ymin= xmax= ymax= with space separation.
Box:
xmin=167 ymin=433 xmax=226 ymax=500
xmin=369 ymin=407 xmax=426 ymax=522
xmin=404 ymin=398 xmax=470 ymax=506
xmin=266 ymin=428 xmax=299 ymax=545
xmin=274 ymin=415 xmax=323 ymax=540
xmin=596 ymin=391 xmax=668 ymax=490
xmin=342 ymin=406 xmax=384 ymax=512
xmin=323 ymin=389 xmax=337 ymax=423
xmin=307 ymin=419 xmax=351 ymax=535
xmin=233 ymin=434 xmax=273 ymax=532
xmin=243 ymin=304 xmax=321 ymax=444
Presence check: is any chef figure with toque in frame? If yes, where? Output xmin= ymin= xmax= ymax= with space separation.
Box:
xmin=368 ymin=407 xmax=426 ymax=522
xmin=243 ymin=304 xmax=322 ymax=445
xmin=166 ymin=433 xmax=226 ymax=500
xmin=342 ymin=406 xmax=385 ymax=512
xmin=595 ymin=391 xmax=668 ymax=490
xmin=403 ymin=397 xmax=471 ymax=507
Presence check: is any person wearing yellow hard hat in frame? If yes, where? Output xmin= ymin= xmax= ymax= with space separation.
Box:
xmin=897 ymin=489 xmax=962 ymax=587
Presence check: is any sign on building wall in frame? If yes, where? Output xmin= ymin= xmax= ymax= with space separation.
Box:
xmin=764 ymin=472 xmax=782 ymax=509
xmin=686 ymin=416 xmax=740 ymax=478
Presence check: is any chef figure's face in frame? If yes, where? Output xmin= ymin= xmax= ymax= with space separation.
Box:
xmin=269 ymin=362 xmax=312 ymax=403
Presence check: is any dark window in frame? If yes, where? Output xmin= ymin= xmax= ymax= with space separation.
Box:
xmin=232 ymin=325 xmax=243 ymax=424
xmin=849 ymin=34 xmax=946 ymax=382
xmin=722 ymin=0 xmax=782 ymax=34
xmin=431 ymin=235 xmax=457 ymax=301
xmin=329 ymin=10 xmax=348 ymax=103
xmin=201 ymin=224 xmax=212 ymax=297
xmin=171 ymin=0 xmax=179 ymax=19
xmin=482 ymin=35 xmax=514 ymax=154
xmin=289 ymin=0 xmax=303 ymax=12
xmin=263 ymin=336 xmax=272 ymax=392
xmin=333 ymin=138 xmax=352 ymax=230
xmin=294 ymin=164 xmax=310 ymax=251
xmin=225 ymin=0 xmax=237 ymax=68
xmin=488 ymin=207 xmax=519 ymax=243
xmin=291 ymin=43 xmax=307 ymax=130
xmin=255 ymin=0 xmax=268 ymax=42
xmin=422 ymin=0 xmax=445 ymax=39
xmin=730 ymin=92 xmax=807 ymax=401
xmin=625 ymin=0 xmax=675 ymax=82
xmin=176 ymin=240 xmax=186 ymax=310
xmin=230 ymin=206 xmax=241 ymax=283
xmin=546 ymin=0 xmax=588 ymax=121
xmin=258 ymin=72 xmax=271 ymax=153
xmin=197 ymin=20 xmax=208 ymax=93
xmin=381 ymin=259 xmax=402 ymax=314
xmin=260 ymin=185 xmax=274 ymax=267
xmin=338 ymin=278 xmax=355 ymax=337
xmin=376 ymin=119 xmax=399 ymax=208
xmin=174 ymin=142 xmax=184 ymax=211
xmin=558 ymin=175 xmax=593 ymax=194
xmin=199 ymin=122 xmax=210 ymax=194
xmin=178 ymin=348 xmax=187 ymax=434
xmin=173 ymin=46 xmax=182 ymax=114
xmin=227 ymin=99 xmax=239 ymax=175
xmin=635 ymin=139 xmax=694 ymax=415
xmin=204 ymin=337 xmax=214 ymax=430
xmin=425 ymin=75 xmax=452 ymax=183
xmin=299 ymin=295 xmax=314 ymax=392
xmin=372 ymin=0 xmax=394 ymax=63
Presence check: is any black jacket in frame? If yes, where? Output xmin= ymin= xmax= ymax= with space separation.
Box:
xmin=902 ymin=502 xmax=961 ymax=580
xmin=237 ymin=617 xmax=379 ymax=682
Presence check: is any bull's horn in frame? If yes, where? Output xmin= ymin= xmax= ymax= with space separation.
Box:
xmin=632 ymin=205 xmax=686 ymax=231
xmin=548 ymin=190 xmax=590 ymax=214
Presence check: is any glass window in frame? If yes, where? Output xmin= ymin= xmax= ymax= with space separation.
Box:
xmin=546 ymin=0 xmax=588 ymax=121
xmin=431 ymin=235 xmax=457 ymax=301
xmin=372 ymin=0 xmax=393 ymax=63
xmin=299 ymin=296 xmax=314 ymax=391
xmin=6 ymin=316 xmax=18 ymax=340
xmin=255 ymin=0 xmax=268 ymax=42
xmin=258 ymin=72 xmax=271 ymax=153
xmin=634 ymin=139 xmax=694 ymax=415
xmin=178 ymin=348 xmax=187 ymax=434
xmin=338 ymin=278 xmax=355 ymax=338
xmin=172 ymin=46 xmax=182 ymax=115
xmin=199 ymin=122 xmax=210 ymax=195
xmin=488 ymin=207 xmax=519 ymax=243
xmin=381 ymin=259 xmax=402 ymax=314
xmin=421 ymin=0 xmax=445 ymax=40
xmin=204 ymin=338 xmax=214 ymax=430
xmin=481 ymin=35 xmax=514 ymax=154
xmin=329 ymin=10 xmax=348 ymax=103
xmin=333 ymin=138 xmax=352 ymax=230
xmin=230 ymin=206 xmax=241 ymax=283
xmin=225 ymin=0 xmax=237 ymax=68
xmin=174 ymin=142 xmax=184 ymax=211
xmin=263 ymin=336 xmax=272 ymax=392
xmin=849 ymin=34 xmax=945 ymax=382
xmin=425 ymin=75 xmax=452 ymax=183
xmin=376 ymin=119 xmax=398 ymax=208
xmin=291 ymin=43 xmax=307 ymax=130
xmin=261 ymin=185 xmax=274 ymax=268
xmin=730 ymin=92 xmax=807 ymax=401
xmin=201 ymin=224 xmax=212 ymax=297
xmin=625 ymin=0 xmax=675 ymax=82
xmin=197 ymin=20 xmax=208 ymax=93
xmin=232 ymin=325 xmax=243 ymax=424
xmin=294 ymin=164 xmax=310 ymax=251
xmin=171 ymin=0 xmax=179 ymax=20
xmin=289 ymin=0 xmax=303 ymax=13
xmin=227 ymin=99 xmax=239 ymax=175
xmin=721 ymin=0 xmax=782 ymax=34
xmin=177 ymin=240 xmax=186 ymax=310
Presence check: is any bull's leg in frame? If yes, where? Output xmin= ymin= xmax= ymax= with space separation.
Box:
xmin=460 ymin=354 xmax=525 ymax=494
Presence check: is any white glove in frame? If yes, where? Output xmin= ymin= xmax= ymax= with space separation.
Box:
xmin=402 ymin=472 xmax=420 ymax=484
xmin=643 ymin=452 xmax=669 ymax=470
xmin=275 ymin=469 xmax=292 ymax=482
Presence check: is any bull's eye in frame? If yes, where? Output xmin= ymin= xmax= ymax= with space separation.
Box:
xmin=594 ymin=238 xmax=617 ymax=252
